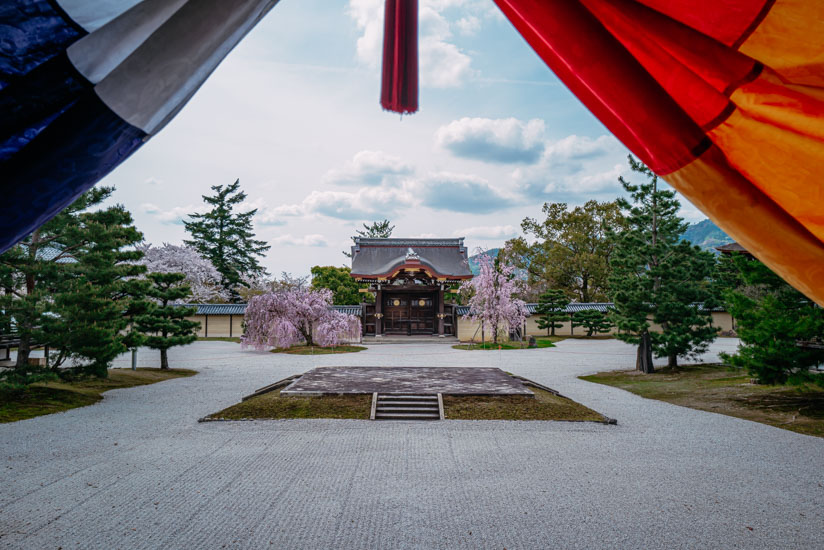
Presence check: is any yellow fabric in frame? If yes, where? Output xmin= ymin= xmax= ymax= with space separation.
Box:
xmin=739 ymin=1 xmax=824 ymax=87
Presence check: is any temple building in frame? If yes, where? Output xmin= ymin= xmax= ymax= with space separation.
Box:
xmin=349 ymin=238 xmax=472 ymax=337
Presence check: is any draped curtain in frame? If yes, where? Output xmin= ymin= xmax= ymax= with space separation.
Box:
xmin=494 ymin=0 xmax=824 ymax=305
xmin=0 ymin=0 xmax=278 ymax=252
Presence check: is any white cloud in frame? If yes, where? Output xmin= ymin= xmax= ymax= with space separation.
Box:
xmin=143 ymin=177 xmax=162 ymax=185
xmin=455 ymin=15 xmax=481 ymax=36
xmin=544 ymin=135 xmax=615 ymax=162
xmin=454 ymin=224 xmax=517 ymax=239
xmin=271 ymin=234 xmax=328 ymax=247
xmin=509 ymin=134 xmax=630 ymax=200
xmin=348 ymin=0 xmax=476 ymax=88
xmin=323 ymin=150 xmax=413 ymax=186
xmin=275 ymin=186 xmax=416 ymax=221
xmin=436 ymin=117 xmax=546 ymax=163
xmin=410 ymin=172 xmax=518 ymax=213
xmin=141 ymin=203 xmax=199 ymax=225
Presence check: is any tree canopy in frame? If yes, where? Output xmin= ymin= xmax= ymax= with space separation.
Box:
xmin=503 ymin=200 xmax=624 ymax=302
xmin=310 ymin=266 xmax=362 ymax=305
xmin=184 ymin=179 xmax=270 ymax=301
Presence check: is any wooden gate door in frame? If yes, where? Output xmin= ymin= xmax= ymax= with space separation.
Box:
xmin=409 ymin=294 xmax=434 ymax=334
xmin=383 ymin=295 xmax=408 ymax=334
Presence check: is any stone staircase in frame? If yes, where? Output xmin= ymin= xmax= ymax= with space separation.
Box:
xmin=371 ymin=393 xmax=443 ymax=421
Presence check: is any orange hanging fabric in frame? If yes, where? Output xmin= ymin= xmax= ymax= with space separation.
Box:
xmin=493 ymin=0 xmax=824 ymax=305
xmin=380 ymin=0 xmax=418 ymax=114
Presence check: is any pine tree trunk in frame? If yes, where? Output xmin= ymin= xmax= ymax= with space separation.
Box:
xmin=160 ymin=349 xmax=169 ymax=370
xmin=636 ymin=332 xmax=654 ymax=373
xmin=15 ymin=334 xmax=31 ymax=368
xmin=668 ymin=353 xmax=678 ymax=368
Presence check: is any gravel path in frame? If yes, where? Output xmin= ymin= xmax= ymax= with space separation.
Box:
xmin=1 ymin=339 xmax=822 ymax=549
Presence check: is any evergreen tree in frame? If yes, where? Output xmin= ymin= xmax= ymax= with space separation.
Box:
xmin=0 ymin=188 xmax=146 ymax=380
xmin=135 ymin=273 xmax=199 ymax=370
xmin=184 ymin=179 xmax=270 ymax=301
xmin=46 ymin=203 xmax=146 ymax=377
xmin=535 ymin=289 xmax=569 ymax=336
xmin=721 ymin=254 xmax=824 ymax=384
xmin=343 ymin=219 xmax=394 ymax=257
xmin=571 ymin=309 xmax=614 ymax=337
xmin=609 ymin=156 xmax=718 ymax=372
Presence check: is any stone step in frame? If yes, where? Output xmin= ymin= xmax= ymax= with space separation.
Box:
xmin=377 ymin=406 xmax=440 ymax=413
xmin=374 ymin=412 xmax=441 ymax=420
xmin=378 ymin=400 xmax=438 ymax=409
xmin=372 ymin=393 xmax=444 ymax=420
xmin=378 ymin=395 xmax=438 ymax=400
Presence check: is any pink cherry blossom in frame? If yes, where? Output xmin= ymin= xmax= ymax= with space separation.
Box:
xmin=460 ymin=250 xmax=527 ymax=343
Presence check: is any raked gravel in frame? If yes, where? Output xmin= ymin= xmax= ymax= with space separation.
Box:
xmin=1 ymin=338 xmax=822 ymax=549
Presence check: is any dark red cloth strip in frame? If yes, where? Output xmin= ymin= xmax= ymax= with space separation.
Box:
xmin=380 ymin=0 xmax=418 ymax=114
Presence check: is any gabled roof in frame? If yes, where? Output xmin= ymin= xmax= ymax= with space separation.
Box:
xmin=350 ymin=237 xmax=472 ymax=280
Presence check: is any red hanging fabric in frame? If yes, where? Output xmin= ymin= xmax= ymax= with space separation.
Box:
xmin=380 ymin=0 xmax=418 ymax=114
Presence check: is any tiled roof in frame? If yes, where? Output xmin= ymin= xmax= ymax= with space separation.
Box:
xmin=183 ymin=304 xmax=364 ymax=316
xmin=350 ymin=237 xmax=472 ymax=279
xmin=457 ymin=302 xmax=724 ymax=316
xmin=184 ymin=304 xmax=247 ymax=315
xmin=332 ymin=305 xmax=362 ymax=316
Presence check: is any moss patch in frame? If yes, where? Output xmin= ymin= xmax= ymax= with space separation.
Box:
xmin=198 ymin=337 xmax=241 ymax=343
xmin=0 ymin=368 xmax=196 ymax=423
xmin=206 ymin=389 xmax=371 ymax=420
xmin=581 ymin=364 xmax=824 ymax=438
xmin=453 ymin=338 xmax=559 ymax=351
xmin=270 ymin=345 xmax=367 ymax=355
xmin=444 ymin=387 xmax=604 ymax=421
xmin=207 ymin=385 xmax=606 ymax=422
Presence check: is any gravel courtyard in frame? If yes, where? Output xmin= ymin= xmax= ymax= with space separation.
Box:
xmin=2 ymin=339 xmax=822 ymax=549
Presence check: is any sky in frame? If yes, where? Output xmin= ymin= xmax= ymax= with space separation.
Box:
xmin=100 ymin=0 xmax=709 ymax=278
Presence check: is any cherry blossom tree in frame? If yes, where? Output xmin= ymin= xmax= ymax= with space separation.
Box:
xmin=461 ymin=251 xmax=528 ymax=344
xmin=242 ymin=288 xmax=360 ymax=349
xmin=137 ymin=243 xmax=229 ymax=303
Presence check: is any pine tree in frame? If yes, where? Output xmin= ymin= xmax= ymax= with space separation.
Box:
xmin=184 ymin=179 xmax=270 ymax=301
xmin=343 ymin=219 xmax=394 ymax=257
xmin=135 ymin=273 xmax=199 ymax=370
xmin=0 ymin=188 xmax=147 ymax=380
xmin=609 ymin=156 xmax=717 ymax=372
xmin=535 ymin=289 xmax=569 ymax=336
xmin=721 ymin=254 xmax=824 ymax=384
xmin=46 ymin=203 xmax=146 ymax=377
xmin=571 ymin=309 xmax=613 ymax=337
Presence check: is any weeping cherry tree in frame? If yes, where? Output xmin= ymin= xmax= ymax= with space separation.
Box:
xmin=460 ymin=252 xmax=528 ymax=344
xmin=242 ymin=288 xmax=361 ymax=349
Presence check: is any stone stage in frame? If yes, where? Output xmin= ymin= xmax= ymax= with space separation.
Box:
xmin=280 ymin=366 xmax=534 ymax=396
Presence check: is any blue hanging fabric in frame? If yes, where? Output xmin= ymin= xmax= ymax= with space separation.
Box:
xmin=0 ymin=0 xmax=279 ymax=253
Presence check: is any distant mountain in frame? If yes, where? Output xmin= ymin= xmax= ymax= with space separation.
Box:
xmin=680 ymin=219 xmax=731 ymax=253
xmin=467 ymin=248 xmax=500 ymax=275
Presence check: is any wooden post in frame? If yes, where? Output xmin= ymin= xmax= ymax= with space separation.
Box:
xmin=229 ymin=314 xmax=233 ymax=338
xmin=437 ymin=286 xmax=445 ymax=337
xmin=375 ymin=286 xmax=383 ymax=335
xmin=205 ymin=315 xmax=209 ymax=337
